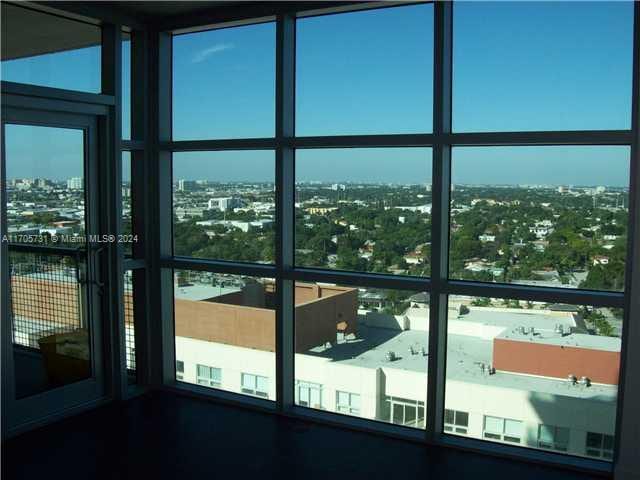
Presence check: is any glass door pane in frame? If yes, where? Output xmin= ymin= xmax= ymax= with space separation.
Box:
xmin=4 ymin=123 xmax=93 ymax=398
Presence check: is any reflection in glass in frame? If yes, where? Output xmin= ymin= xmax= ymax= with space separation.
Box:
xmin=172 ymin=151 xmax=275 ymax=263
xmin=4 ymin=123 xmax=93 ymax=398
xmin=122 ymin=152 xmax=133 ymax=256
xmin=122 ymin=32 xmax=132 ymax=140
xmin=10 ymin=251 xmax=91 ymax=398
xmin=452 ymin=1 xmax=632 ymax=132
xmin=1 ymin=3 xmax=101 ymax=92
xmin=172 ymin=22 xmax=275 ymax=140
xmin=295 ymin=148 xmax=432 ymax=276
xmin=444 ymin=295 xmax=621 ymax=460
xmin=449 ymin=146 xmax=630 ymax=292
xmin=173 ymin=271 xmax=275 ymax=400
xmin=294 ymin=283 xmax=428 ymax=429
xmin=124 ymin=270 xmax=136 ymax=383
xmin=296 ymin=3 xmax=433 ymax=136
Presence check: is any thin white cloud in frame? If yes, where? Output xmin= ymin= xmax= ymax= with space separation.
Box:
xmin=191 ymin=43 xmax=234 ymax=64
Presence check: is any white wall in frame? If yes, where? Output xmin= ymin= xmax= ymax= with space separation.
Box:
xmin=175 ymin=335 xmax=617 ymax=460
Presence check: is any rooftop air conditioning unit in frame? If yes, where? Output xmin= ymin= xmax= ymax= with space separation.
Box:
xmin=385 ymin=351 xmax=397 ymax=362
xmin=568 ymin=374 xmax=577 ymax=385
xmin=579 ymin=376 xmax=591 ymax=387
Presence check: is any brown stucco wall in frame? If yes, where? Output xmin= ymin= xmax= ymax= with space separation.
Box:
xmin=294 ymin=287 xmax=358 ymax=351
xmin=175 ymin=283 xmax=358 ymax=353
xmin=11 ymin=277 xmax=80 ymax=326
xmin=493 ymin=337 xmax=620 ymax=385
xmin=175 ymin=300 xmax=276 ymax=351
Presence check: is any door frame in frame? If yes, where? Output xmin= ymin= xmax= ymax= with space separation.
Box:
xmin=1 ymin=98 xmax=112 ymax=438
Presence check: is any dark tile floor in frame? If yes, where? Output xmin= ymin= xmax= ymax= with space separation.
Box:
xmin=2 ymin=392 xmax=605 ymax=480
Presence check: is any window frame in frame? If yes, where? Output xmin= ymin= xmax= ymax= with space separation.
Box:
xmin=537 ymin=424 xmax=570 ymax=452
xmin=483 ymin=416 xmax=524 ymax=444
xmin=241 ymin=373 xmax=269 ymax=398
xmin=335 ymin=390 xmax=361 ymax=416
xmin=149 ymin=0 xmax=640 ymax=475
xmin=1 ymin=0 xmax=637 ymax=474
xmin=444 ymin=408 xmax=468 ymax=435
xmin=196 ymin=364 xmax=222 ymax=388
xmin=586 ymin=432 xmax=615 ymax=460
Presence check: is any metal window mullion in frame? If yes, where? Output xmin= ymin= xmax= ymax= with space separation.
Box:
xmin=614 ymin=2 xmax=640 ymax=479
xmin=149 ymin=29 xmax=175 ymax=387
xmin=287 ymin=267 xmax=432 ymax=291
xmin=275 ymin=12 xmax=296 ymax=412
xmin=427 ymin=0 xmax=453 ymax=443
xmin=129 ymin=27 xmax=152 ymax=390
xmin=101 ymin=22 xmax=126 ymax=400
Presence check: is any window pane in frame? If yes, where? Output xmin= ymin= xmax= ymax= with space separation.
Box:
xmin=295 ymin=148 xmax=432 ymax=275
xmin=172 ymin=151 xmax=275 ymax=263
xmin=122 ymin=31 xmax=131 ymax=140
xmin=295 ymin=282 xmax=428 ymax=429
xmin=452 ymin=2 xmax=633 ymax=132
xmin=5 ymin=124 xmax=86 ymax=242
xmin=449 ymin=146 xmax=630 ymax=292
xmin=174 ymin=271 xmax=275 ymax=400
xmin=586 ymin=432 xmax=602 ymax=448
xmin=256 ymin=375 xmax=268 ymax=393
xmin=455 ymin=411 xmax=469 ymax=427
xmin=122 ymin=152 xmax=132 ymax=256
xmin=124 ymin=270 xmax=137 ymax=383
xmin=444 ymin=409 xmax=454 ymax=425
xmin=446 ymin=295 xmax=621 ymax=460
xmin=1 ymin=3 xmax=101 ymax=92
xmin=484 ymin=416 xmax=503 ymax=435
xmin=539 ymin=425 xmax=554 ymax=444
xmin=172 ymin=22 xmax=275 ymax=140
xmin=504 ymin=419 xmax=523 ymax=437
xmin=296 ymin=4 xmax=433 ymax=136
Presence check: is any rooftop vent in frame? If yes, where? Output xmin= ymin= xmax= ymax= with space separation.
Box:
xmin=568 ymin=374 xmax=577 ymax=385
xmin=385 ymin=351 xmax=397 ymax=362
xmin=554 ymin=323 xmax=563 ymax=334
xmin=579 ymin=376 xmax=591 ymax=387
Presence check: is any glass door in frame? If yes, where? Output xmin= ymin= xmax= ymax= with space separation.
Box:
xmin=1 ymin=107 xmax=105 ymax=434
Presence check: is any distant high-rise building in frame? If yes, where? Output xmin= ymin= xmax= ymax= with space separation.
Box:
xmin=208 ymin=197 xmax=243 ymax=212
xmin=36 ymin=178 xmax=50 ymax=188
xmin=178 ymin=179 xmax=197 ymax=192
xmin=67 ymin=177 xmax=84 ymax=190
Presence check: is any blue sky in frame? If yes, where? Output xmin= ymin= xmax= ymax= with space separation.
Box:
xmin=1 ymin=2 xmax=634 ymax=185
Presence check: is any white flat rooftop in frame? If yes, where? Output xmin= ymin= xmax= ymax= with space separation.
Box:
xmin=174 ymin=284 xmax=242 ymax=301
xmin=449 ymin=308 xmax=579 ymax=332
xmin=307 ymin=322 xmax=618 ymax=402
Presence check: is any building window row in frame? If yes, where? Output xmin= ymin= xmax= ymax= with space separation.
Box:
xmin=483 ymin=416 xmax=524 ymax=444
xmin=444 ymin=409 xmax=469 ymax=434
xmin=335 ymin=391 xmax=361 ymax=416
xmin=197 ymin=364 xmax=222 ymax=388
